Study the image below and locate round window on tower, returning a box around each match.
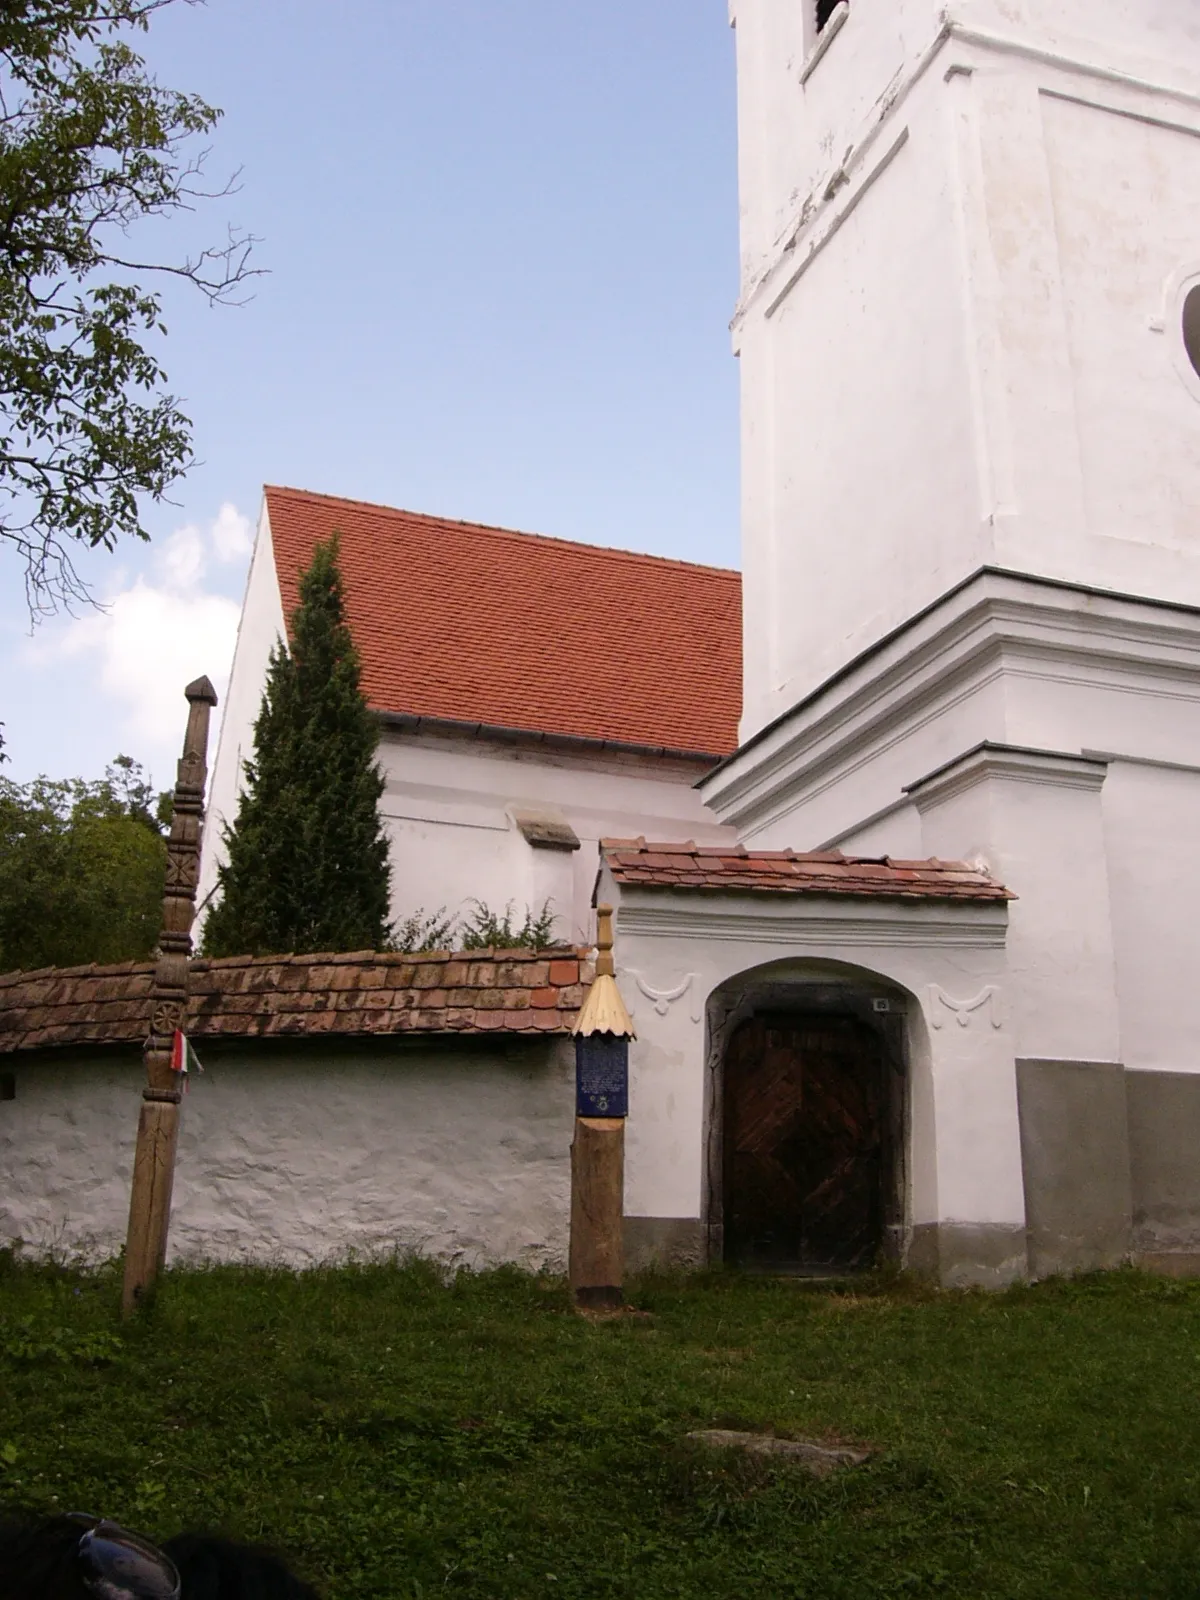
[1184,285,1200,382]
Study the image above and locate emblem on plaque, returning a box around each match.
[575,1032,629,1118]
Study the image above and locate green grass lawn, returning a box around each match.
[2,1259,1200,1598]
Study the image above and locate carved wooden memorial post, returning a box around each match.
[121,675,218,1315]
[569,904,635,1308]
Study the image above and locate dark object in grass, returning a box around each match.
[686,1430,871,1477]
[162,1533,320,1599]
[0,1511,319,1600]
[0,1509,178,1599]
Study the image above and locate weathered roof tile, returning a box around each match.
[602,841,1013,904]
[0,946,588,1054]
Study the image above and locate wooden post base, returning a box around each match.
[121,1095,182,1316]
[569,1116,624,1305]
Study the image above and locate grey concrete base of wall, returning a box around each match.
[1017,1059,1132,1279]
[907,1222,1028,1289]
[1014,1061,1200,1281]
[1132,1252,1200,1278]
[624,1217,707,1273]
[1127,1070,1200,1268]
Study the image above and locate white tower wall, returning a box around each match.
[710,0,1200,1279]
[732,0,1200,739]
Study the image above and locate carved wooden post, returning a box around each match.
[121,675,218,1315]
[570,904,635,1308]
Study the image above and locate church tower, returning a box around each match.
[726,0,1200,739]
[704,0,1200,1208]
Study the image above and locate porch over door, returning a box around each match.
[723,1013,886,1271]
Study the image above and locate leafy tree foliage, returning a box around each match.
[202,534,393,957]
[0,0,256,614]
[0,753,168,971]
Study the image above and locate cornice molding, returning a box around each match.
[950,21,1200,116]
[378,709,721,771]
[616,898,1008,951]
[905,744,1109,812]
[702,570,1200,832]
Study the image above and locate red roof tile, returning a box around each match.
[0,949,593,1054]
[265,486,742,758]
[602,841,1013,903]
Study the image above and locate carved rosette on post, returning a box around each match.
[121,675,218,1316]
[569,903,635,1309]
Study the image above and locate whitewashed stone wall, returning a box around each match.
[0,1041,574,1270]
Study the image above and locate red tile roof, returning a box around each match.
[0,949,593,1054]
[265,486,742,759]
[602,841,1013,903]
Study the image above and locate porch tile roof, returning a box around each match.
[601,840,1013,903]
[0,948,592,1055]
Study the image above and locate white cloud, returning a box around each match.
[211,502,254,564]
[36,504,253,766]
[60,581,240,745]
[156,523,208,591]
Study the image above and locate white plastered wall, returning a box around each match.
[0,1042,574,1270]
[732,0,1200,739]
[909,750,1121,1066]
[1101,760,1200,1077]
[379,736,732,948]
[603,870,1023,1285]
[703,574,1200,1087]
[197,499,286,920]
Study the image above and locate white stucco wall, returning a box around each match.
[910,750,1122,1067]
[704,570,1200,1088]
[1102,760,1200,1077]
[379,734,731,947]
[733,0,1200,738]
[604,871,1023,1273]
[197,500,286,921]
[0,1042,574,1270]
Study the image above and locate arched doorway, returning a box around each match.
[723,1012,887,1271]
[708,965,909,1273]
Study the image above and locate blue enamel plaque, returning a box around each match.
[575,1034,629,1118]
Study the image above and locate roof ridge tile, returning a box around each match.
[265,485,740,580]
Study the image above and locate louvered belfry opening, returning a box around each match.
[816,0,844,31]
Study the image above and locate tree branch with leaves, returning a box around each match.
[0,0,259,615]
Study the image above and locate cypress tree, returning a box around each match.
[203,534,392,956]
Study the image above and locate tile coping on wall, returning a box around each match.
[601,840,1013,902]
[0,948,594,1054]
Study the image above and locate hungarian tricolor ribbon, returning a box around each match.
[170,1030,204,1093]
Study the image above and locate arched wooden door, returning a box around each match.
[723,1013,887,1271]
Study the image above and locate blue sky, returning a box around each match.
[0,0,740,788]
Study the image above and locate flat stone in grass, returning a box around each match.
[686,1430,871,1477]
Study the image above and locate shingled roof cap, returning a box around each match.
[0,948,595,1055]
[601,840,1013,903]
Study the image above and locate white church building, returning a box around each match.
[5,0,1200,1287]
[202,0,1200,1287]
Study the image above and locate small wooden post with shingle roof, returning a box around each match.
[569,904,635,1308]
[121,675,217,1316]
